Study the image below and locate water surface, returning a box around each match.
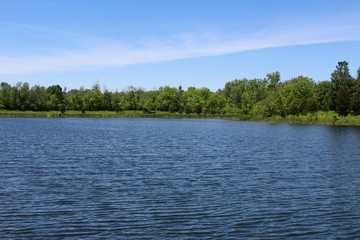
[1,118,360,239]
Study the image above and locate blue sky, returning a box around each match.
[1,0,360,91]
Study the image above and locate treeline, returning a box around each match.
[1,61,360,117]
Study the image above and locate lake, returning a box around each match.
[1,118,360,239]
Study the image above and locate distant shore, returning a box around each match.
[1,110,360,127]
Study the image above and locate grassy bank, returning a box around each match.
[0,110,226,119]
[1,110,360,126]
[249,111,360,126]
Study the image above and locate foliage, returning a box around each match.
[1,61,360,119]
[330,61,354,116]
[155,86,179,112]
[280,76,318,115]
[315,81,332,111]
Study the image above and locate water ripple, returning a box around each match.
[1,118,360,239]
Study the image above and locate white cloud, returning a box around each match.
[1,17,360,75]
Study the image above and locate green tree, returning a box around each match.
[17,82,31,110]
[223,79,246,109]
[224,77,268,114]
[84,89,103,111]
[177,85,184,114]
[142,90,158,113]
[315,81,332,112]
[241,79,267,114]
[103,90,113,110]
[155,86,179,112]
[126,86,144,110]
[351,67,360,115]
[0,82,12,109]
[267,71,281,91]
[183,87,204,114]
[264,91,285,117]
[264,72,284,117]
[10,85,21,110]
[46,85,65,111]
[28,85,48,111]
[206,92,226,114]
[111,91,127,113]
[281,76,317,115]
[66,88,86,111]
[331,61,354,116]
[198,87,211,114]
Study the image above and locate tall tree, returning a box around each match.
[331,61,354,116]
[281,76,317,115]
[17,82,30,110]
[103,90,113,110]
[142,90,158,113]
[223,79,246,109]
[183,87,204,114]
[206,91,226,114]
[111,91,127,113]
[0,82,12,109]
[267,71,281,91]
[264,72,284,116]
[315,81,332,112]
[47,85,65,111]
[28,85,48,111]
[66,89,85,111]
[351,67,360,114]
[126,86,144,110]
[155,86,179,112]
[84,89,103,111]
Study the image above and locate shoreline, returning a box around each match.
[1,110,360,127]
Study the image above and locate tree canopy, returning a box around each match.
[1,61,359,117]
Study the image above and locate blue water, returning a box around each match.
[1,118,360,239]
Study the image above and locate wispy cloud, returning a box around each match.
[1,16,360,75]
